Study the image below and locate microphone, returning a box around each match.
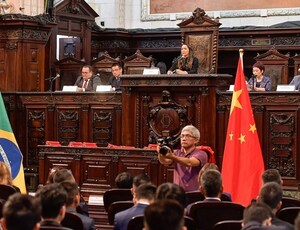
[48,74,60,92]
[52,73,60,81]
[251,74,256,91]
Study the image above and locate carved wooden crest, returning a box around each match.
[148,90,188,146]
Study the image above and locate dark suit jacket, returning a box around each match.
[272,216,294,230]
[114,203,148,230]
[108,76,122,91]
[40,220,72,230]
[289,75,300,90]
[67,208,96,230]
[74,75,101,92]
[242,221,286,230]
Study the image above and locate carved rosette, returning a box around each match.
[148,90,188,146]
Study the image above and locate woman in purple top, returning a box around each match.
[157,125,208,192]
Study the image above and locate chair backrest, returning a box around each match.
[276,207,300,225]
[0,184,18,200]
[213,220,242,230]
[108,201,134,225]
[103,188,133,211]
[188,201,244,230]
[127,215,144,230]
[40,227,69,230]
[184,216,197,230]
[61,212,84,230]
[280,197,300,209]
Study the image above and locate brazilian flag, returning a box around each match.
[0,93,26,193]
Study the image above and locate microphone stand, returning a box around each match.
[47,74,60,92]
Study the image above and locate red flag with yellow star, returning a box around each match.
[221,51,264,207]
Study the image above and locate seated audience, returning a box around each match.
[1,193,41,230]
[242,202,282,230]
[199,169,223,201]
[60,181,95,230]
[289,75,300,90]
[131,173,151,204]
[257,182,294,230]
[144,200,187,230]
[115,172,133,189]
[114,183,157,230]
[35,183,71,229]
[247,62,272,91]
[156,182,187,208]
[262,169,283,185]
[0,161,20,192]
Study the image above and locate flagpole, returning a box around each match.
[239,48,244,70]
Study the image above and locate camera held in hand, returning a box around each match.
[157,130,173,155]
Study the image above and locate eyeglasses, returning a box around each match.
[180,134,195,139]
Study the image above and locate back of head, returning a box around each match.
[262,169,282,185]
[60,181,79,207]
[115,172,133,189]
[136,183,157,201]
[156,182,187,207]
[200,169,222,198]
[3,193,41,230]
[198,163,219,186]
[243,202,272,225]
[258,182,282,211]
[0,161,13,185]
[35,183,67,219]
[144,200,185,230]
[53,168,75,183]
[132,173,151,188]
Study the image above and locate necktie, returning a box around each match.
[83,80,88,88]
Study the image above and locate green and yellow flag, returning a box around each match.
[0,92,26,193]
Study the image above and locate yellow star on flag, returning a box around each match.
[230,89,243,114]
[249,124,256,133]
[238,134,246,143]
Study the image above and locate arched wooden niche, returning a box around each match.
[122,50,152,74]
[177,8,221,74]
[254,47,289,90]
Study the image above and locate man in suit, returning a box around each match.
[74,65,101,92]
[289,75,300,90]
[114,183,157,230]
[200,169,223,201]
[257,182,294,230]
[35,183,71,229]
[109,63,122,91]
[60,181,95,230]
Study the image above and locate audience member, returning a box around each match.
[295,212,300,230]
[157,125,208,192]
[144,200,187,230]
[60,181,95,230]
[242,202,274,230]
[114,183,157,230]
[115,172,133,189]
[46,166,63,184]
[199,169,223,201]
[109,63,122,91]
[257,182,294,230]
[156,182,187,208]
[1,193,41,230]
[262,169,283,185]
[247,62,272,91]
[167,44,199,74]
[0,161,20,192]
[131,173,151,204]
[74,65,101,92]
[35,183,71,229]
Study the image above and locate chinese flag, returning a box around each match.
[221,52,264,207]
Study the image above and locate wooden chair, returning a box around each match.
[103,188,133,211]
[0,184,18,201]
[276,207,300,225]
[187,201,244,230]
[127,215,144,230]
[213,220,242,230]
[61,212,84,230]
[107,201,134,225]
[122,50,152,74]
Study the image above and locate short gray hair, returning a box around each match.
[181,125,200,142]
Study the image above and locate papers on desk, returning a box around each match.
[88,195,103,205]
[276,85,296,91]
[62,86,78,92]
